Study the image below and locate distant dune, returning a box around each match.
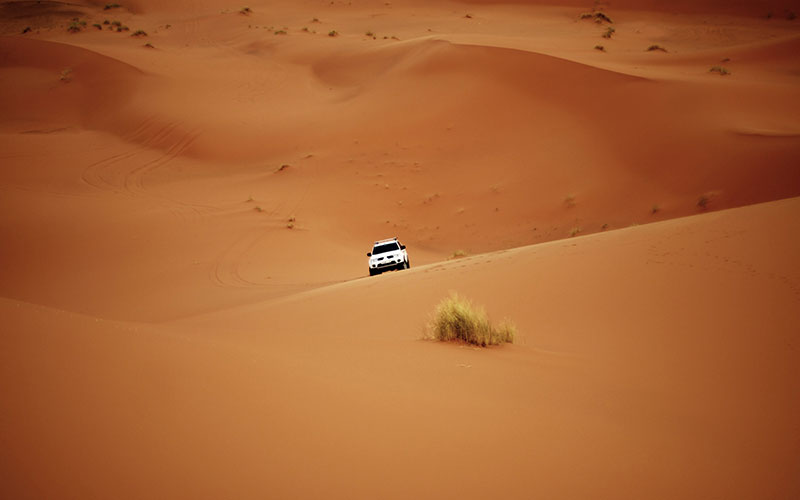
[1,0,799,498]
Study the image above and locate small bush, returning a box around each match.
[104,3,121,10]
[449,250,468,259]
[647,44,667,52]
[93,23,102,30]
[328,30,338,37]
[131,29,147,37]
[144,43,155,49]
[710,66,731,75]
[240,7,252,15]
[428,293,515,347]
[594,45,605,51]
[569,227,582,237]
[602,27,615,38]
[59,68,73,82]
[22,26,32,34]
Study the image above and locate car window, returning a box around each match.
[373,243,399,254]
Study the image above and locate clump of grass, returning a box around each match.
[697,193,713,210]
[449,249,468,259]
[365,30,375,37]
[328,30,338,37]
[240,7,252,15]
[594,45,605,51]
[602,26,616,38]
[22,26,32,34]
[104,3,121,10]
[647,44,667,52]
[651,204,660,214]
[276,164,290,172]
[67,19,86,33]
[564,194,576,208]
[427,293,515,347]
[59,68,73,82]
[93,23,102,30]
[117,25,130,32]
[144,42,155,49]
[311,17,321,23]
[710,66,731,75]
[253,206,264,212]
[131,29,147,37]
[580,11,613,23]
[465,13,473,19]
[274,29,287,35]
[569,227,582,237]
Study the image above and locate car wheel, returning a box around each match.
[369,269,377,276]
[406,259,410,269]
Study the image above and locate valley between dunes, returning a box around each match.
[1,1,799,498]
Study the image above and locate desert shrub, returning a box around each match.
[131,29,147,37]
[647,44,667,52]
[328,30,338,37]
[93,23,102,30]
[569,227,582,237]
[240,7,252,15]
[602,27,615,38]
[449,250,468,259]
[429,293,515,347]
[274,29,287,35]
[594,45,605,51]
[104,3,121,10]
[710,66,730,75]
[580,11,613,23]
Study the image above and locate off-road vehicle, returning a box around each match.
[367,237,410,276]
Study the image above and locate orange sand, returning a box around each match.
[1,1,799,498]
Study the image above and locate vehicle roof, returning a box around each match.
[373,237,400,246]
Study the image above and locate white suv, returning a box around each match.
[367,237,410,276]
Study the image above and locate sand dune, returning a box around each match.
[1,0,799,498]
[3,197,799,499]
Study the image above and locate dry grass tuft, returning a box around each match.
[427,293,515,347]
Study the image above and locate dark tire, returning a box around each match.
[369,269,377,276]
[405,259,410,269]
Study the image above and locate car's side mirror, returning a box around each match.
[400,245,406,249]
[367,252,372,257]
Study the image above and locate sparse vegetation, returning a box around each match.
[311,17,320,23]
[22,26,32,34]
[274,29,287,35]
[240,7,252,15]
[117,25,129,32]
[93,23,103,30]
[580,11,613,23]
[602,26,616,38]
[564,194,576,208]
[276,164,290,172]
[647,44,667,52]
[594,45,605,51]
[449,250,468,259]
[59,68,73,82]
[67,19,87,33]
[131,29,147,37]
[328,30,338,37]
[710,66,731,75]
[104,3,121,10]
[254,206,264,212]
[144,43,155,49]
[601,223,609,230]
[366,30,375,37]
[569,227,582,237]
[651,204,660,214]
[427,293,515,347]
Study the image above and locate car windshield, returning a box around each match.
[373,242,399,254]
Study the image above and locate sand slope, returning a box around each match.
[3,197,799,499]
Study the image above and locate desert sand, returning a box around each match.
[1,0,799,498]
